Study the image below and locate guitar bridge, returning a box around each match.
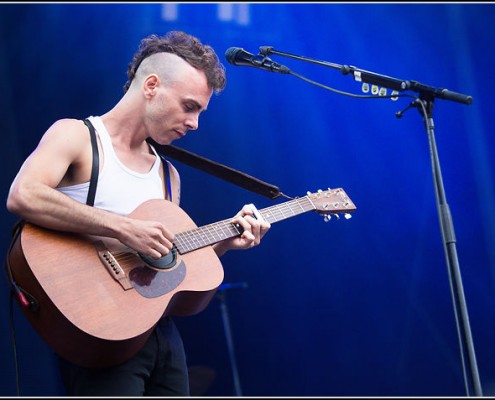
[94,241,133,290]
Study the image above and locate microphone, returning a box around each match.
[225,47,290,74]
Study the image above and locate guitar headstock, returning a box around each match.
[306,188,356,222]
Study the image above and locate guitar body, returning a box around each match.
[8,199,224,368]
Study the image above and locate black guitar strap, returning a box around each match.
[147,139,282,200]
[83,119,99,207]
[3,120,102,309]
[82,118,174,204]
[83,118,282,203]
[3,120,100,309]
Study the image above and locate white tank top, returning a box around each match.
[57,116,165,216]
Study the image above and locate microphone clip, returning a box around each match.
[258,46,274,56]
[256,54,291,74]
[395,99,422,119]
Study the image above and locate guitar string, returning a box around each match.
[106,193,350,260]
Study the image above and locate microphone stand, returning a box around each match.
[259,47,481,396]
[215,282,248,396]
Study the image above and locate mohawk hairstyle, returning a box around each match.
[124,31,226,94]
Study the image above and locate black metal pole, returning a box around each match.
[216,283,247,396]
[411,98,483,396]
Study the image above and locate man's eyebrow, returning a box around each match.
[187,99,207,112]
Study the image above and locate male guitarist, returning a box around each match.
[6,31,271,396]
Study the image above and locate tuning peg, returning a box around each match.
[344,213,352,220]
[323,215,331,223]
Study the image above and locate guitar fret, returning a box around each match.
[173,235,187,252]
[261,197,313,224]
[182,229,208,251]
[175,220,241,254]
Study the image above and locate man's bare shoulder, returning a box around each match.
[32,118,94,165]
[39,118,92,148]
[45,118,88,137]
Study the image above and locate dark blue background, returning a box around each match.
[1,2,494,397]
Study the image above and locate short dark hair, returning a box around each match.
[124,31,226,94]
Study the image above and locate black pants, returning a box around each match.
[58,317,190,396]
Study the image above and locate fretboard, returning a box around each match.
[173,196,315,254]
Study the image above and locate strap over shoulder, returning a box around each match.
[147,140,282,200]
[83,119,99,207]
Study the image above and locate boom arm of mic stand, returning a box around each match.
[260,46,343,71]
[260,47,473,105]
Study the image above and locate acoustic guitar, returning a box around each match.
[7,188,355,368]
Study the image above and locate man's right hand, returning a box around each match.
[117,218,175,260]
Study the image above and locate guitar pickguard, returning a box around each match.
[128,259,186,298]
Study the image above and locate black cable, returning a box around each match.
[9,290,20,396]
[288,69,418,102]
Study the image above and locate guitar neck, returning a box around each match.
[174,196,315,254]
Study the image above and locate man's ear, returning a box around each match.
[143,74,159,98]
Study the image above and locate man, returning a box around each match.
[6,30,271,396]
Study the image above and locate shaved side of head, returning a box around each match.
[130,52,192,92]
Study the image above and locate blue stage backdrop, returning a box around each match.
[1,3,494,397]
